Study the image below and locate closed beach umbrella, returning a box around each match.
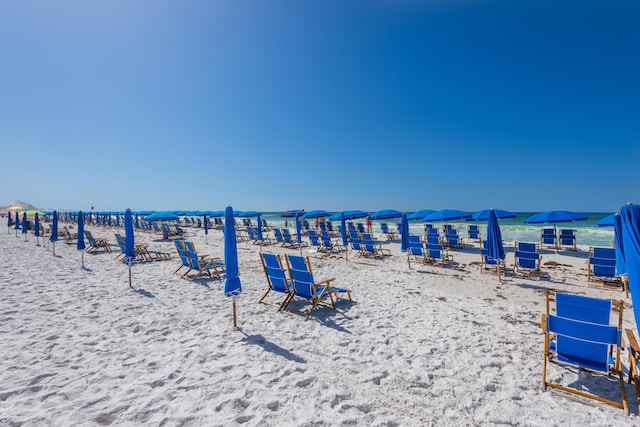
[400,212,409,252]
[224,206,242,329]
[295,214,303,255]
[77,211,86,268]
[486,209,506,281]
[613,213,625,276]
[50,211,58,255]
[340,212,348,260]
[619,203,640,330]
[256,212,263,245]
[204,214,209,244]
[134,214,140,229]
[14,211,20,236]
[34,213,40,245]
[124,208,135,288]
[21,213,28,240]
[116,213,120,227]
[7,211,12,232]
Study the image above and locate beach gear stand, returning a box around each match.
[224,206,242,329]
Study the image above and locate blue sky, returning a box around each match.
[1,1,638,213]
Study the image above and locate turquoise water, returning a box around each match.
[257,212,615,248]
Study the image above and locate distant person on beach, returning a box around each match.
[367,217,372,233]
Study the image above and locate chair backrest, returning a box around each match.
[515,242,539,268]
[260,253,289,293]
[380,223,389,233]
[548,292,619,372]
[481,241,499,265]
[427,243,444,259]
[247,227,256,239]
[590,247,616,277]
[541,228,556,244]
[282,228,293,243]
[308,229,320,247]
[273,228,284,243]
[84,230,96,245]
[356,223,365,233]
[174,240,190,267]
[326,222,334,232]
[468,224,480,239]
[426,235,441,246]
[592,247,615,260]
[408,235,424,255]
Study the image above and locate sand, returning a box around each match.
[0,224,637,426]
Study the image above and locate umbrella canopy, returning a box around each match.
[301,210,331,219]
[6,206,27,212]
[596,214,616,228]
[21,213,28,235]
[34,213,40,237]
[282,210,305,217]
[329,210,369,221]
[407,210,435,221]
[370,209,403,220]
[145,211,180,221]
[206,210,225,218]
[235,211,258,218]
[400,213,409,252]
[224,206,242,297]
[24,209,45,216]
[524,210,588,224]
[77,211,86,250]
[613,213,625,276]
[50,211,58,242]
[620,203,640,330]
[423,209,471,222]
[471,209,516,221]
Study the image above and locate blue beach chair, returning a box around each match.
[259,253,294,310]
[467,224,481,242]
[542,290,627,413]
[559,228,577,250]
[587,246,621,287]
[540,227,557,249]
[513,241,542,280]
[407,235,428,267]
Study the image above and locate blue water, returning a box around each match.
[257,212,615,247]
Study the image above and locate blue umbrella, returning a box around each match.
[224,206,242,329]
[34,213,40,245]
[619,203,640,330]
[596,214,615,228]
[14,211,20,236]
[340,212,348,260]
[524,210,588,224]
[407,209,435,221]
[423,209,472,222]
[125,208,135,288]
[256,212,263,244]
[204,214,209,244]
[486,209,506,281]
[329,210,369,221]
[282,210,305,217]
[301,210,332,219]
[116,213,120,227]
[471,209,516,221]
[613,213,625,276]
[21,213,28,240]
[400,212,409,252]
[135,214,140,229]
[77,210,86,268]
[145,211,180,221]
[370,209,403,220]
[7,211,12,232]
[236,211,258,218]
[50,211,58,255]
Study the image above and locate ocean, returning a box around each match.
[256,212,615,248]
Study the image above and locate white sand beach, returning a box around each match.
[1,224,638,426]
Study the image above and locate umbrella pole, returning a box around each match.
[52,242,56,256]
[232,299,237,329]
[128,261,133,288]
[81,252,85,269]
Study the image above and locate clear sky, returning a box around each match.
[1,1,638,213]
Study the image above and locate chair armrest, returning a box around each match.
[626,329,640,353]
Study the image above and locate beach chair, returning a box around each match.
[513,241,542,280]
[586,246,621,288]
[173,240,192,277]
[407,235,428,266]
[540,227,557,249]
[283,255,351,319]
[273,228,285,246]
[183,240,225,281]
[541,290,627,413]
[259,253,294,310]
[320,230,343,253]
[282,228,302,248]
[307,229,324,252]
[63,227,78,245]
[326,221,336,235]
[84,230,112,253]
[287,254,352,302]
[625,329,640,412]
[426,235,452,266]
[380,223,398,240]
[362,233,391,258]
[349,231,365,257]
[467,224,481,242]
[558,228,577,250]
[444,228,463,249]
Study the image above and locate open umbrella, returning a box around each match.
[597,214,616,228]
[282,210,305,218]
[125,209,135,288]
[21,213,28,241]
[145,211,180,221]
[486,209,506,281]
[407,210,435,221]
[301,210,331,219]
[34,213,40,246]
[224,206,242,329]
[77,211,86,268]
[340,212,348,261]
[370,209,403,220]
[51,211,58,255]
[400,212,409,252]
[471,209,516,221]
[620,203,640,331]
[423,209,472,222]
[6,206,27,212]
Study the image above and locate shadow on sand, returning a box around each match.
[241,333,306,364]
